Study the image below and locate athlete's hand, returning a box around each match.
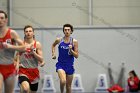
[13,59,19,69]
[68,45,73,54]
[2,42,12,49]
[19,63,24,67]
[39,61,45,67]
[69,45,72,49]
[30,44,36,53]
[32,48,36,53]
[52,54,56,59]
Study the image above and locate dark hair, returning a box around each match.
[0,10,8,18]
[63,24,73,34]
[24,25,34,32]
[129,70,137,77]
[24,25,35,39]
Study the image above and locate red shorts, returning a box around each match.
[19,68,39,83]
[0,63,16,80]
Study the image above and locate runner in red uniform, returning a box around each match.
[0,10,25,93]
[18,25,45,93]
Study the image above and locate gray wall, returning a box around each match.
[1,0,140,92]
[1,0,140,27]
[0,0,7,11]
[15,27,140,92]
[92,0,140,25]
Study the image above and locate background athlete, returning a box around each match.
[0,10,25,93]
[52,24,79,93]
[18,25,45,93]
